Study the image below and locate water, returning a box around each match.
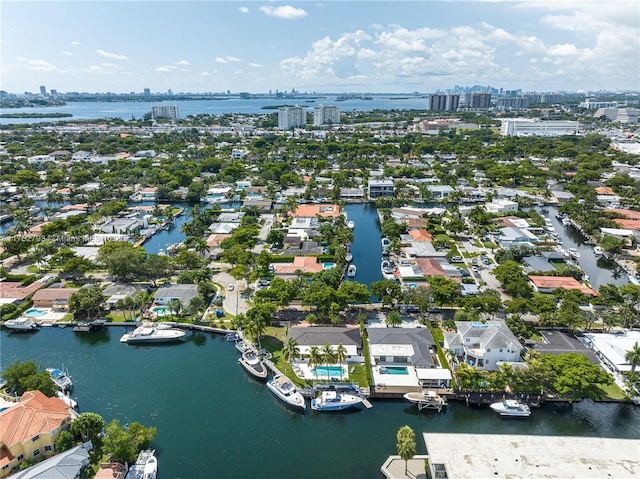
[25,308,47,318]
[540,206,628,289]
[345,203,383,289]
[0,96,430,125]
[2,328,639,479]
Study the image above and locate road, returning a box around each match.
[251,214,275,255]
[210,269,250,316]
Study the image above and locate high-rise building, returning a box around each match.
[428,94,460,111]
[143,88,151,96]
[496,97,530,110]
[469,93,492,108]
[313,105,341,126]
[278,106,306,129]
[151,105,179,120]
[39,85,47,96]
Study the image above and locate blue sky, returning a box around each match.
[2,1,638,94]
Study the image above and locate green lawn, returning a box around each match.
[598,382,627,400]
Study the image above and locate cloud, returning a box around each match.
[156,65,178,72]
[260,5,308,19]
[239,6,249,13]
[215,56,242,64]
[71,41,80,46]
[63,51,73,57]
[249,63,264,68]
[177,60,190,65]
[18,57,60,72]
[96,49,128,60]
[201,72,211,76]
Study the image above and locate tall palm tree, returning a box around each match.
[308,345,322,382]
[335,343,347,380]
[625,342,640,372]
[322,344,336,379]
[283,338,300,364]
[166,299,182,321]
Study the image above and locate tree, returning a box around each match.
[69,285,105,320]
[371,279,402,305]
[427,276,460,306]
[103,419,157,464]
[141,254,172,287]
[308,345,322,381]
[385,310,402,328]
[70,412,105,443]
[54,431,74,452]
[283,338,300,364]
[322,343,336,370]
[625,342,640,372]
[335,343,347,380]
[1,360,56,397]
[167,299,182,319]
[396,425,416,475]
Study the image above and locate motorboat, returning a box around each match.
[47,367,73,391]
[238,350,268,380]
[490,399,531,417]
[3,317,39,331]
[594,246,604,256]
[568,248,581,259]
[224,332,239,342]
[266,374,306,411]
[403,390,447,411]
[347,221,355,229]
[562,217,571,226]
[120,325,185,344]
[345,253,353,263]
[381,237,390,252]
[381,260,395,280]
[311,390,363,411]
[125,449,157,479]
[347,264,357,277]
[235,338,253,354]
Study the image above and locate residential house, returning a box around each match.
[103,283,150,310]
[427,185,455,200]
[484,198,519,214]
[443,321,524,371]
[0,281,44,306]
[528,276,598,297]
[8,444,91,479]
[153,284,199,307]
[368,179,395,198]
[0,390,75,477]
[31,285,79,311]
[582,331,640,374]
[293,204,340,219]
[286,326,362,360]
[272,256,324,275]
[497,226,539,247]
[367,327,451,392]
[339,187,365,201]
[100,218,142,235]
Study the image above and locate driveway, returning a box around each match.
[251,214,275,255]
[211,270,250,316]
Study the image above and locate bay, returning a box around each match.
[2,328,639,479]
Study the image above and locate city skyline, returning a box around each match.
[2,0,638,94]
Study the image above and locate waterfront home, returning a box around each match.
[522,255,557,274]
[484,198,519,214]
[582,331,640,374]
[103,283,150,310]
[368,178,395,198]
[272,256,324,276]
[426,184,455,199]
[0,281,44,306]
[497,226,540,247]
[528,276,598,297]
[443,321,524,371]
[339,187,365,201]
[100,217,143,235]
[600,227,636,247]
[32,285,80,311]
[367,327,451,394]
[153,283,198,307]
[293,203,340,219]
[0,390,76,477]
[8,444,91,479]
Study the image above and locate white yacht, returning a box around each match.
[3,317,39,331]
[345,253,353,263]
[347,221,355,229]
[125,449,157,479]
[381,237,391,252]
[403,390,447,412]
[490,399,531,417]
[120,325,185,344]
[266,374,306,411]
[568,248,581,259]
[381,260,395,280]
[311,390,363,411]
[347,264,357,277]
[47,368,73,391]
[594,246,604,256]
[238,350,268,380]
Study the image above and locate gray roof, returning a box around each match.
[286,326,362,347]
[103,283,150,297]
[153,283,199,303]
[455,321,523,352]
[367,327,435,367]
[10,444,90,479]
[541,251,567,261]
[522,255,556,273]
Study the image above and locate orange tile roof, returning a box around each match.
[613,219,640,230]
[0,391,71,446]
[528,275,598,296]
[0,281,44,301]
[293,204,340,218]
[408,229,433,242]
[414,258,446,277]
[595,186,616,195]
[607,208,640,220]
[274,256,324,274]
[32,287,80,302]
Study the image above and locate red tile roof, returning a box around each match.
[0,281,44,301]
[528,275,598,296]
[293,204,340,218]
[274,256,324,274]
[408,230,433,242]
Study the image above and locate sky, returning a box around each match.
[1,0,639,94]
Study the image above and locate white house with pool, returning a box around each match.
[152,284,199,316]
[367,327,451,397]
[285,326,362,381]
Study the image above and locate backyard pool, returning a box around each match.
[313,366,346,378]
[380,366,409,375]
[151,305,171,317]
[25,308,48,318]
[321,262,336,270]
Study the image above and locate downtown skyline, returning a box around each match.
[1,0,639,95]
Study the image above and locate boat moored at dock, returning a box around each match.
[311,390,363,411]
[3,317,39,331]
[403,390,447,412]
[266,374,306,411]
[47,367,73,391]
[238,350,268,380]
[125,449,157,479]
[120,324,186,344]
[347,264,357,277]
[490,399,531,417]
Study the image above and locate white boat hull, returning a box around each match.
[238,352,268,380]
[490,400,531,417]
[3,318,39,331]
[120,326,186,344]
[311,391,363,411]
[266,375,306,411]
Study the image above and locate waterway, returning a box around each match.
[344,203,383,288]
[539,206,628,289]
[2,328,639,479]
[0,96,430,125]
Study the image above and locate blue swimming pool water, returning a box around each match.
[25,308,47,318]
[322,262,336,270]
[152,306,171,316]
[313,366,345,377]
[381,366,408,375]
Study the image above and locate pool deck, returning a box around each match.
[381,455,427,479]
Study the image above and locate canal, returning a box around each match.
[344,203,384,289]
[2,328,639,479]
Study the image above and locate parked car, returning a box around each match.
[227,284,234,291]
[451,256,463,262]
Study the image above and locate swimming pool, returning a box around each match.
[322,262,336,270]
[151,305,171,316]
[25,308,47,318]
[380,366,408,375]
[313,366,345,377]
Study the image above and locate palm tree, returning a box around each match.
[335,343,347,380]
[625,342,640,372]
[322,344,336,379]
[308,345,322,382]
[167,299,182,320]
[283,338,300,364]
